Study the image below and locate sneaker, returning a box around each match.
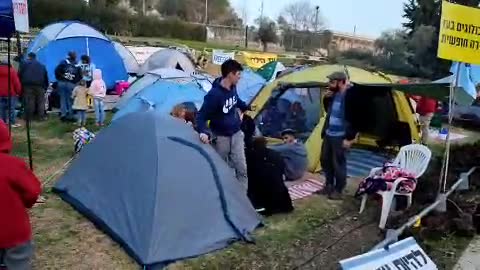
[255,208,266,213]
[315,186,333,196]
[11,123,21,128]
[95,123,100,127]
[328,192,343,201]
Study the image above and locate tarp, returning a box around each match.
[256,61,286,82]
[138,49,196,75]
[27,21,137,89]
[0,0,15,38]
[53,112,261,268]
[114,68,213,111]
[113,80,206,121]
[236,68,267,104]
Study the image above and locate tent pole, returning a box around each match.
[7,37,12,135]
[17,31,34,171]
[437,62,461,195]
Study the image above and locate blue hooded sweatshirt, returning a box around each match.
[196,78,250,137]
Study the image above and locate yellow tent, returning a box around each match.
[247,65,421,172]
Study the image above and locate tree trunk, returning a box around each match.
[262,42,268,52]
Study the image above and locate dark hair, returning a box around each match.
[27,52,36,59]
[221,59,243,78]
[81,55,90,63]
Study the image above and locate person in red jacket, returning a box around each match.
[0,120,41,269]
[411,95,438,144]
[0,63,22,127]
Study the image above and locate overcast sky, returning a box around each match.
[229,0,407,38]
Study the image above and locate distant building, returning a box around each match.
[331,31,376,52]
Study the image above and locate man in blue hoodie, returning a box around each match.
[197,59,250,189]
[54,51,82,121]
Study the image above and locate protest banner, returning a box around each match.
[212,50,235,65]
[437,1,480,65]
[12,0,29,33]
[126,46,164,64]
[340,237,437,270]
[243,52,277,69]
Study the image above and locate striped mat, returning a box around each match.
[347,148,390,178]
[288,179,324,200]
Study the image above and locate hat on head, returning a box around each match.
[327,71,347,81]
[281,128,296,137]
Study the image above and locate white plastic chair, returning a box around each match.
[359,144,432,229]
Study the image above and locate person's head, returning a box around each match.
[78,80,87,87]
[327,71,349,92]
[253,136,268,150]
[0,120,12,154]
[81,55,90,64]
[281,129,297,144]
[68,51,77,62]
[93,69,102,80]
[171,104,186,120]
[27,52,36,61]
[221,59,243,86]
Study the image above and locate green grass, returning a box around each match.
[8,113,478,269]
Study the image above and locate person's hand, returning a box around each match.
[343,139,354,149]
[325,90,334,97]
[199,133,210,144]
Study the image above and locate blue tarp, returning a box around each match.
[53,112,261,268]
[236,68,266,104]
[113,80,206,121]
[27,21,132,89]
[0,0,14,38]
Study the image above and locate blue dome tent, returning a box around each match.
[0,0,15,38]
[27,21,138,89]
[236,68,267,104]
[113,80,207,121]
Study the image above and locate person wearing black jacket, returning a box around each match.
[19,53,49,121]
[320,71,359,200]
[54,52,82,121]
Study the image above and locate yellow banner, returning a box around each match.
[243,52,277,69]
[438,1,480,64]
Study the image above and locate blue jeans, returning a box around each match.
[94,98,105,124]
[58,81,75,118]
[75,110,87,125]
[0,97,17,124]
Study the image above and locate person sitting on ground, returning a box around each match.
[88,69,107,127]
[19,52,49,121]
[269,129,308,181]
[0,120,42,270]
[241,115,293,215]
[72,80,89,127]
[0,61,22,128]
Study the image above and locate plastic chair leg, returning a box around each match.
[359,194,368,214]
[406,194,413,209]
[379,193,394,229]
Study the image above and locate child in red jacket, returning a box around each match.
[0,120,41,269]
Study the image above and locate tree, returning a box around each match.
[255,17,278,52]
[280,0,323,31]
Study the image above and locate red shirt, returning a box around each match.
[416,97,438,115]
[0,120,41,248]
[0,65,22,97]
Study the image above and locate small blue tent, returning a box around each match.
[53,112,261,268]
[113,80,206,121]
[0,0,15,38]
[27,21,138,89]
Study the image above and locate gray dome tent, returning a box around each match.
[138,49,196,75]
[53,112,261,268]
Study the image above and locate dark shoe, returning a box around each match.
[315,185,333,196]
[328,192,343,201]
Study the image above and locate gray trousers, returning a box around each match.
[320,136,347,193]
[0,241,33,270]
[23,85,46,120]
[213,131,248,189]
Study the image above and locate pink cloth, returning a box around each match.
[88,69,106,99]
[115,81,130,96]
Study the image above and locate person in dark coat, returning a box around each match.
[19,52,49,120]
[242,115,294,215]
[54,51,82,121]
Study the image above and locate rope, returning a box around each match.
[41,156,75,188]
[291,218,374,270]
